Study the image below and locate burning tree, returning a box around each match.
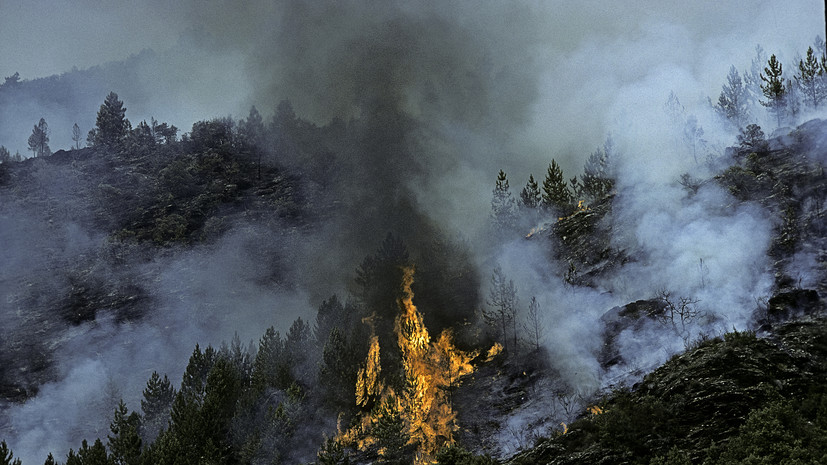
[338,267,480,464]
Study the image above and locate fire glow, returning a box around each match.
[338,266,482,464]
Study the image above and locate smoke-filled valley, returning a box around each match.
[1,1,827,464]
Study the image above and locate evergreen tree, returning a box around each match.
[140,371,175,441]
[580,138,615,201]
[27,118,51,157]
[737,124,769,154]
[490,169,517,231]
[760,54,787,128]
[241,105,266,179]
[715,66,750,128]
[251,326,289,391]
[744,44,768,110]
[797,46,826,109]
[0,441,21,465]
[314,295,346,345]
[72,123,82,149]
[44,453,56,465]
[519,174,542,209]
[0,146,10,163]
[77,439,109,465]
[319,327,361,409]
[91,92,129,151]
[199,356,243,463]
[542,160,572,213]
[285,317,313,384]
[108,400,142,465]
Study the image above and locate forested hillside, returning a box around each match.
[1,2,826,465]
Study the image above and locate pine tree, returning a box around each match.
[580,138,615,201]
[542,160,572,213]
[797,46,826,109]
[761,54,787,128]
[72,123,82,149]
[519,174,542,209]
[744,44,768,110]
[92,92,129,151]
[27,118,51,157]
[490,170,517,231]
[140,371,175,443]
[241,105,266,179]
[76,439,109,465]
[108,400,142,465]
[715,66,750,128]
[251,326,287,391]
[737,124,769,154]
[0,441,21,465]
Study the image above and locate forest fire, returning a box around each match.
[557,200,590,221]
[337,266,481,464]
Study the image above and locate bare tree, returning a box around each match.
[484,265,519,356]
[72,123,82,149]
[522,296,545,352]
[656,290,701,334]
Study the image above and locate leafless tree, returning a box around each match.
[522,296,545,352]
[656,290,701,333]
[485,265,519,356]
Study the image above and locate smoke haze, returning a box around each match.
[0,0,823,462]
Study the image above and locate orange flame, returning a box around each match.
[355,335,382,408]
[337,266,483,464]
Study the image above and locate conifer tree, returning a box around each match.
[715,66,750,128]
[91,92,129,151]
[490,170,517,230]
[140,372,175,443]
[761,54,787,128]
[108,400,142,465]
[0,441,21,465]
[27,118,50,157]
[542,160,572,213]
[797,46,825,109]
[519,174,542,209]
[252,326,287,391]
[72,123,82,149]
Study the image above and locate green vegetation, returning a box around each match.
[508,319,827,465]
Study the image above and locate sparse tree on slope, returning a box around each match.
[90,92,130,151]
[27,118,50,157]
[797,46,826,109]
[542,160,572,213]
[72,122,82,149]
[484,266,518,356]
[520,174,542,209]
[761,54,787,128]
[581,137,615,201]
[490,169,517,231]
[715,66,750,129]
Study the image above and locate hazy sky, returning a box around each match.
[0,1,819,80]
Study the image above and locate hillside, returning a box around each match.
[0,93,825,465]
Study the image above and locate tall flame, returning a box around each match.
[338,266,481,464]
[356,335,382,407]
